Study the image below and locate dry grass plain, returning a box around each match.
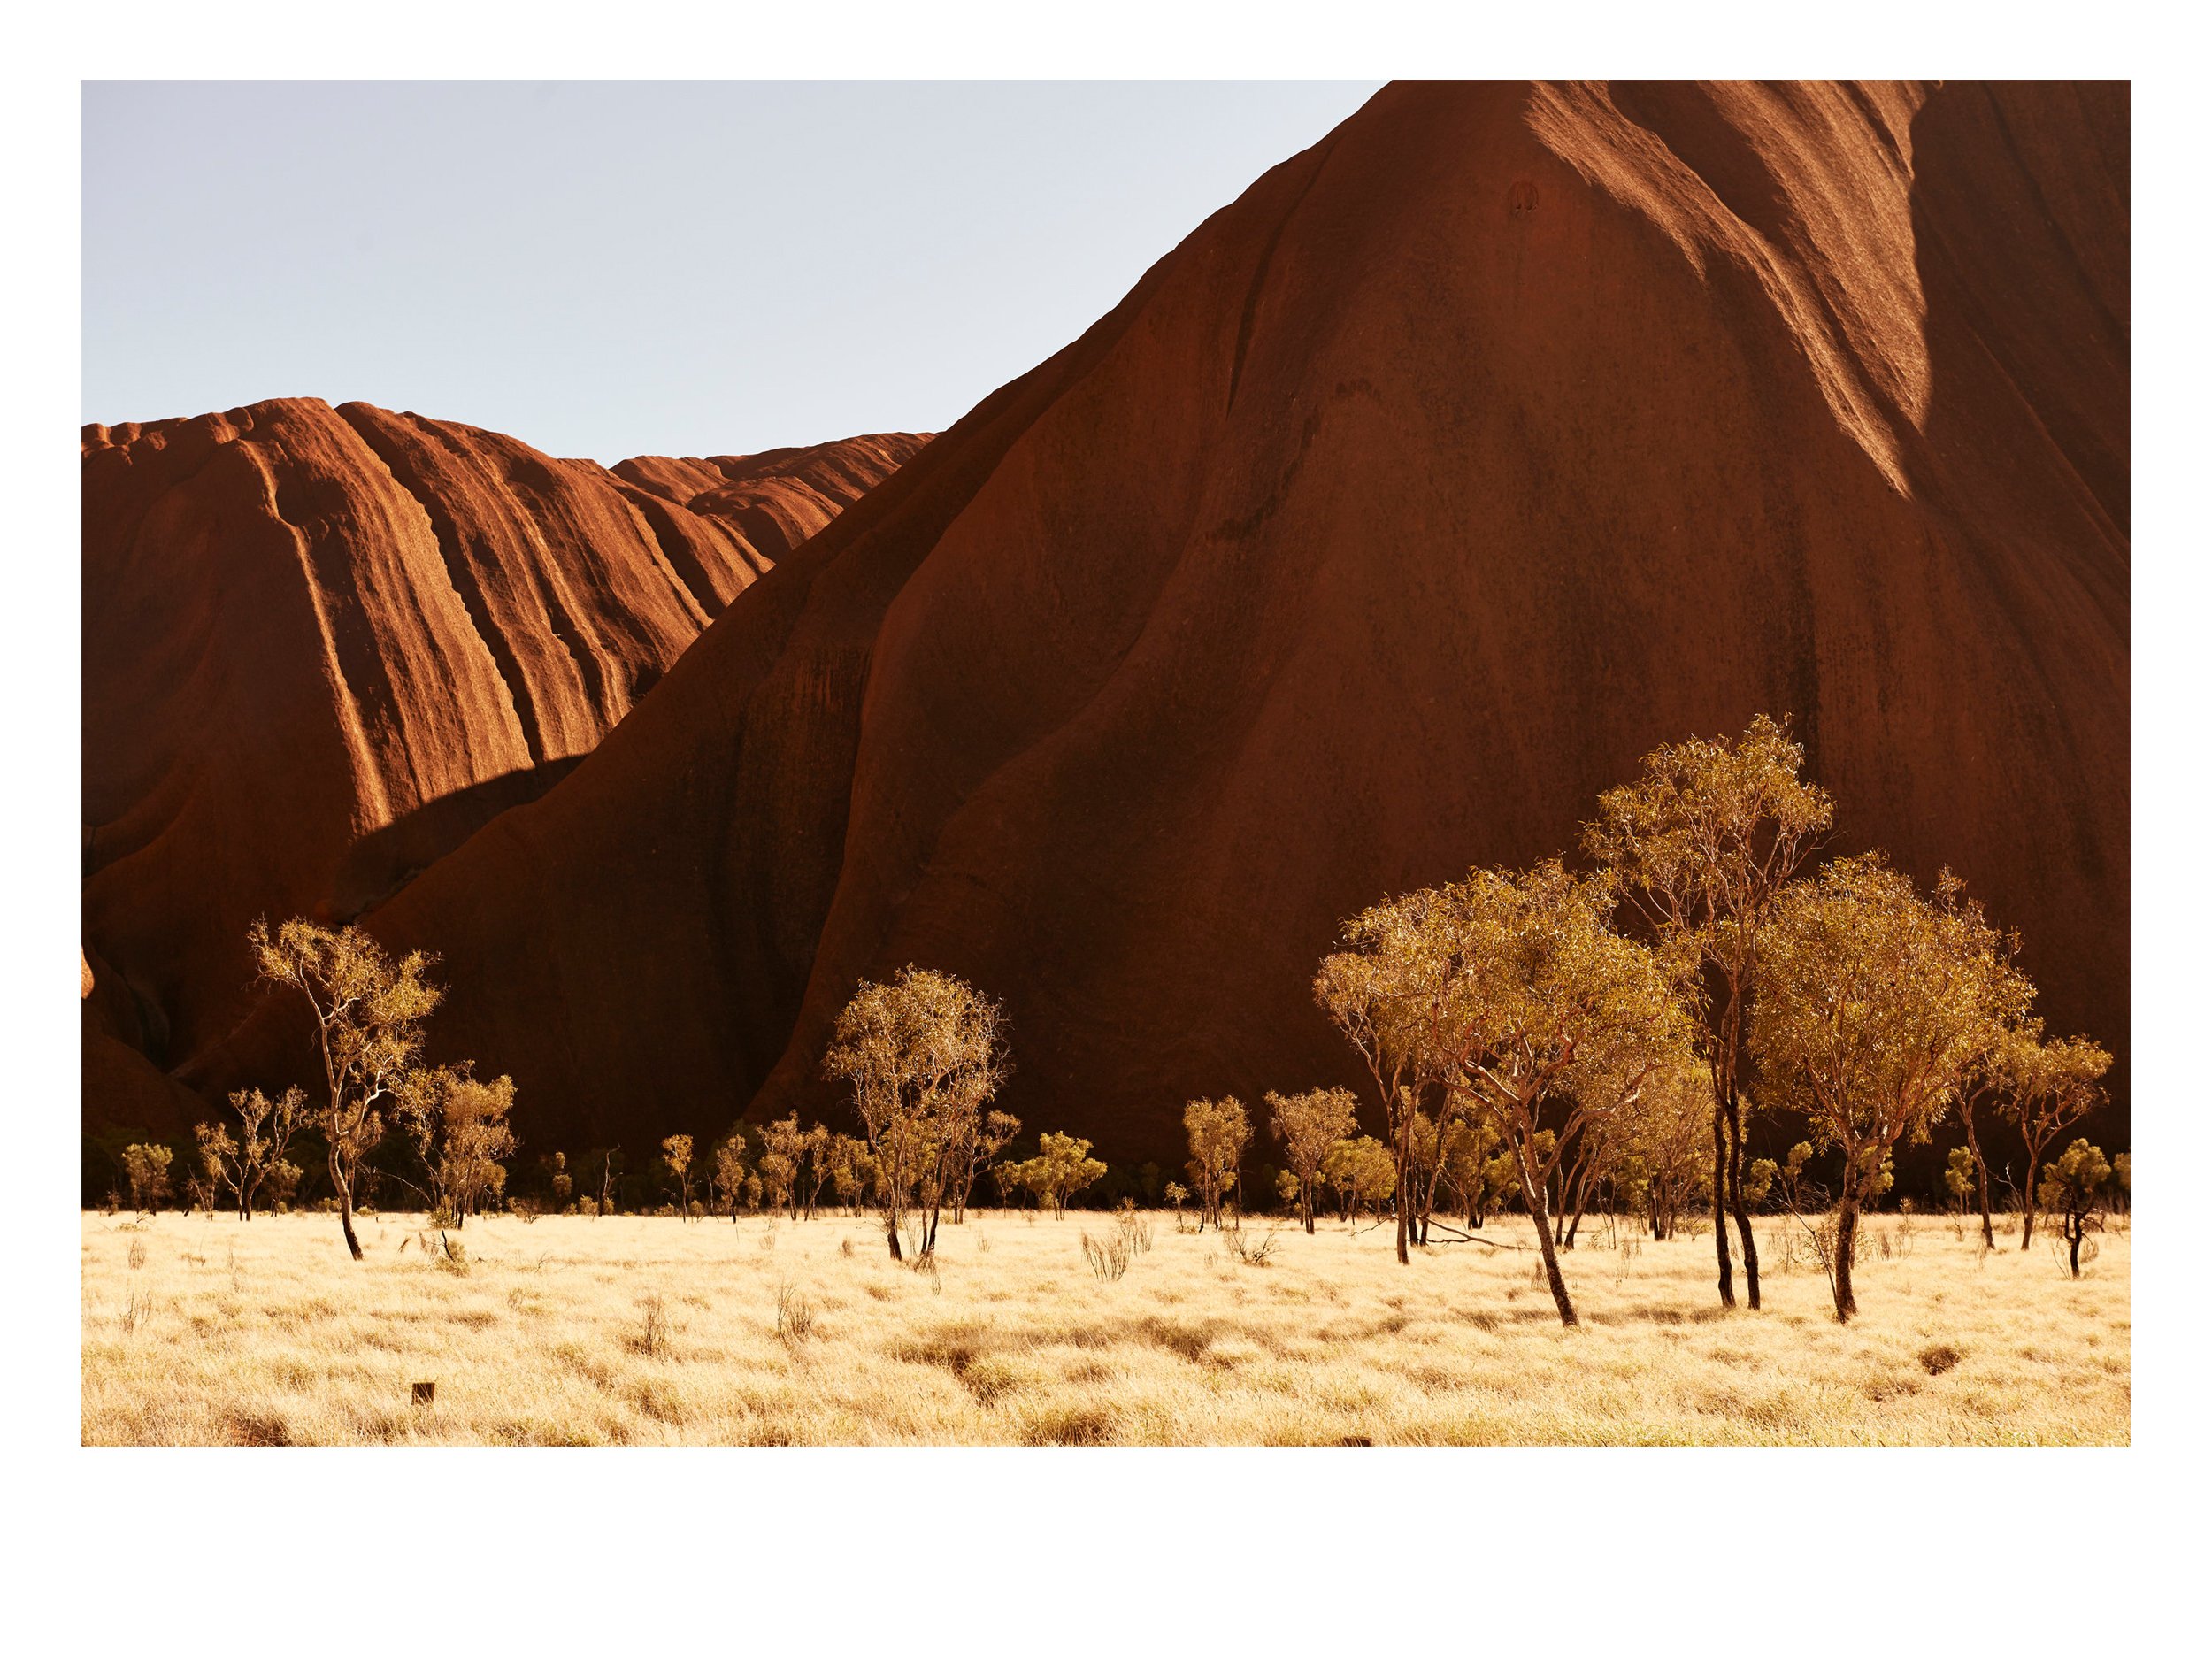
[81,1205,2129,1445]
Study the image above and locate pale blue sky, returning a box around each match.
[82,81,1385,461]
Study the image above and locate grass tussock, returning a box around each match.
[81,1209,2129,1446]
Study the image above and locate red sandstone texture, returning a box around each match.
[81,404,920,1133]
[98,81,2127,1170]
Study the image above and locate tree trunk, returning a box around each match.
[1963,1118,1996,1248]
[1725,1093,1761,1310]
[333,1148,364,1262]
[2020,1152,2042,1248]
[2067,1217,2083,1277]
[1831,1194,1859,1323]
[1710,1102,1734,1306]
[1518,1148,1577,1327]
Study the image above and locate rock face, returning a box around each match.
[81,403,922,1132]
[263,79,2120,1167]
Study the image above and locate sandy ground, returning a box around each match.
[81,1204,2129,1445]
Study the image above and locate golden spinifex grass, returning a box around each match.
[81,1208,2128,1445]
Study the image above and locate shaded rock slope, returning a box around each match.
[131,81,2128,1169]
[81,404,922,1133]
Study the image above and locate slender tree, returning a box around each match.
[799,1124,836,1219]
[758,1115,810,1218]
[2008,1032,2113,1249]
[825,1133,874,1218]
[197,1086,306,1221]
[1621,1062,1710,1240]
[1422,862,1686,1326]
[587,1147,623,1217]
[1584,715,1832,1310]
[1316,887,1466,1264]
[948,1110,1022,1225]
[1437,1114,1503,1229]
[1948,1036,2013,1248]
[1943,1148,1978,1233]
[1181,1097,1250,1231]
[2038,1140,2113,1278]
[250,918,443,1260]
[1750,856,2022,1321]
[1265,1088,1359,1233]
[1939,926,2038,1249]
[710,1132,750,1220]
[188,1131,225,1217]
[662,1134,695,1219]
[1321,1135,1396,1224]
[121,1143,173,1214]
[399,1064,518,1225]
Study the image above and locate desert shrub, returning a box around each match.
[1221,1222,1279,1267]
[634,1293,670,1356]
[1919,1343,1963,1376]
[1080,1230,1132,1281]
[776,1283,818,1345]
[1116,1203,1154,1256]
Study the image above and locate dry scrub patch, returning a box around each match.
[81,1210,2128,1445]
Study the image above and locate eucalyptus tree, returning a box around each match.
[1266,1088,1360,1233]
[401,1065,518,1225]
[1182,1097,1251,1231]
[823,966,1010,1260]
[2008,1032,2113,1248]
[197,1084,305,1220]
[1315,887,1466,1263]
[250,918,443,1260]
[1751,856,2021,1321]
[1583,714,1832,1310]
[1416,861,1686,1326]
[2038,1140,2113,1279]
